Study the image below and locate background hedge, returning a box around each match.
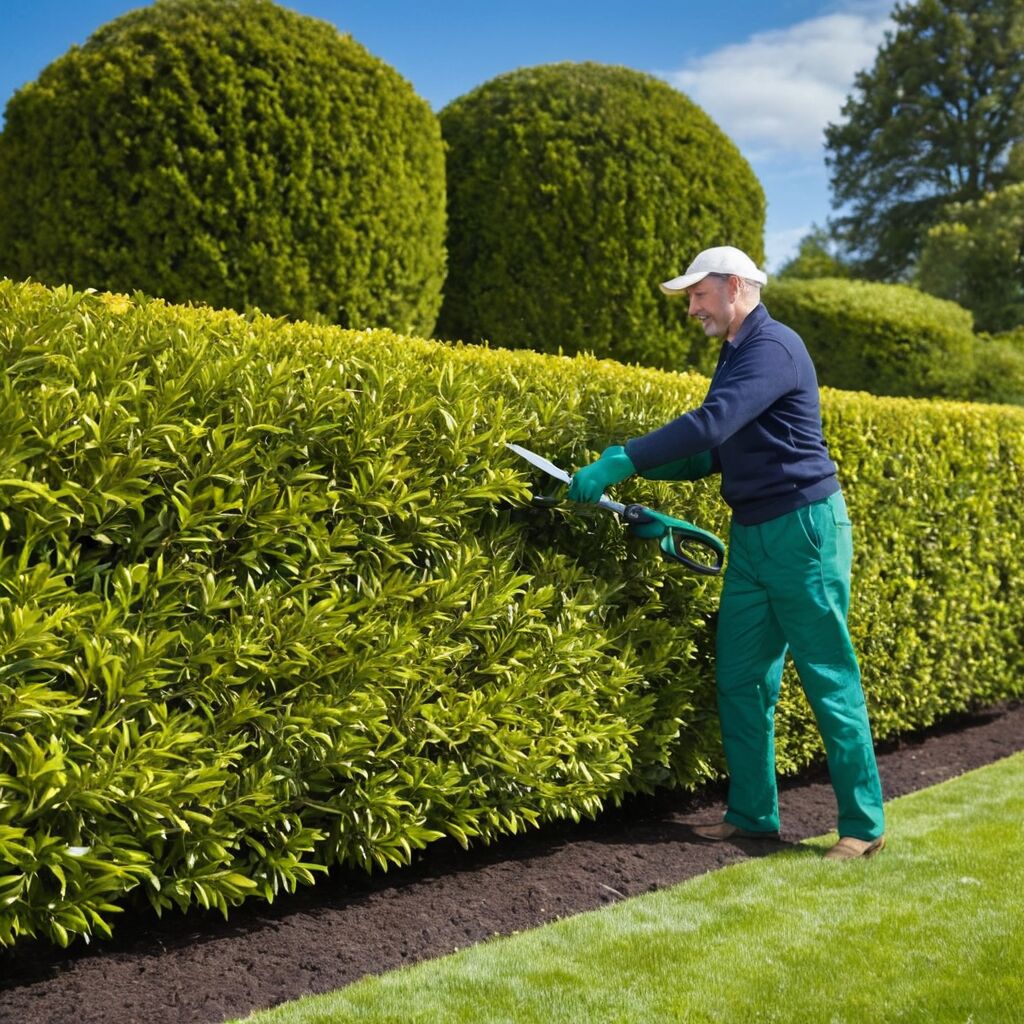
[1,279,1022,948]
[0,0,447,335]
[970,331,1024,407]
[917,182,1024,335]
[436,62,765,373]
[762,277,977,399]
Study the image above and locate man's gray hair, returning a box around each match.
[707,272,762,296]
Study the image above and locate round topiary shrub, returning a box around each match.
[436,62,765,371]
[763,278,976,399]
[0,0,446,334]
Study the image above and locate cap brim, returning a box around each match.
[659,271,709,295]
[660,268,768,295]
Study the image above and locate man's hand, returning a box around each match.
[568,445,636,503]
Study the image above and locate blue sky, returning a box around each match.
[1,0,896,271]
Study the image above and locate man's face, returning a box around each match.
[686,275,734,338]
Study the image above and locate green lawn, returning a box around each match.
[233,752,1024,1024]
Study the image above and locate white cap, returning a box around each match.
[660,245,768,295]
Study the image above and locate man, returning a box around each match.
[569,245,885,860]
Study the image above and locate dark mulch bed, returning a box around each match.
[2,701,1022,1024]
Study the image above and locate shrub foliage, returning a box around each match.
[1,280,1022,948]
[917,182,1024,334]
[0,0,446,335]
[764,277,976,399]
[970,331,1024,406]
[436,62,765,371]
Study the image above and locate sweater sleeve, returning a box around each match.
[625,339,798,472]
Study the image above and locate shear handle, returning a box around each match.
[623,504,725,576]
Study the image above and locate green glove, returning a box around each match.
[639,451,715,482]
[568,445,636,503]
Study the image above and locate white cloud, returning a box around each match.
[664,9,893,160]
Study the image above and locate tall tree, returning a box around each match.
[825,0,1024,280]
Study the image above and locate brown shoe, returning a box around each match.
[692,821,781,841]
[824,835,886,860]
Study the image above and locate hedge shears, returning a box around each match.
[506,443,725,576]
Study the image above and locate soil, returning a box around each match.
[1,701,1022,1024]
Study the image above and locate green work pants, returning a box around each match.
[716,491,885,840]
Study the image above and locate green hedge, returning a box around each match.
[0,0,447,335]
[970,333,1024,406]
[2,280,1022,948]
[916,182,1024,334]
[763,278,976,399]
[436,62,765,372]
[989,326,1024,354]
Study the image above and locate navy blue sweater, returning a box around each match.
[625,304,839,526]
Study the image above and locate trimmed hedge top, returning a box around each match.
[0,0,447,335]
[436,62,766,372]
[763,277,976,399]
